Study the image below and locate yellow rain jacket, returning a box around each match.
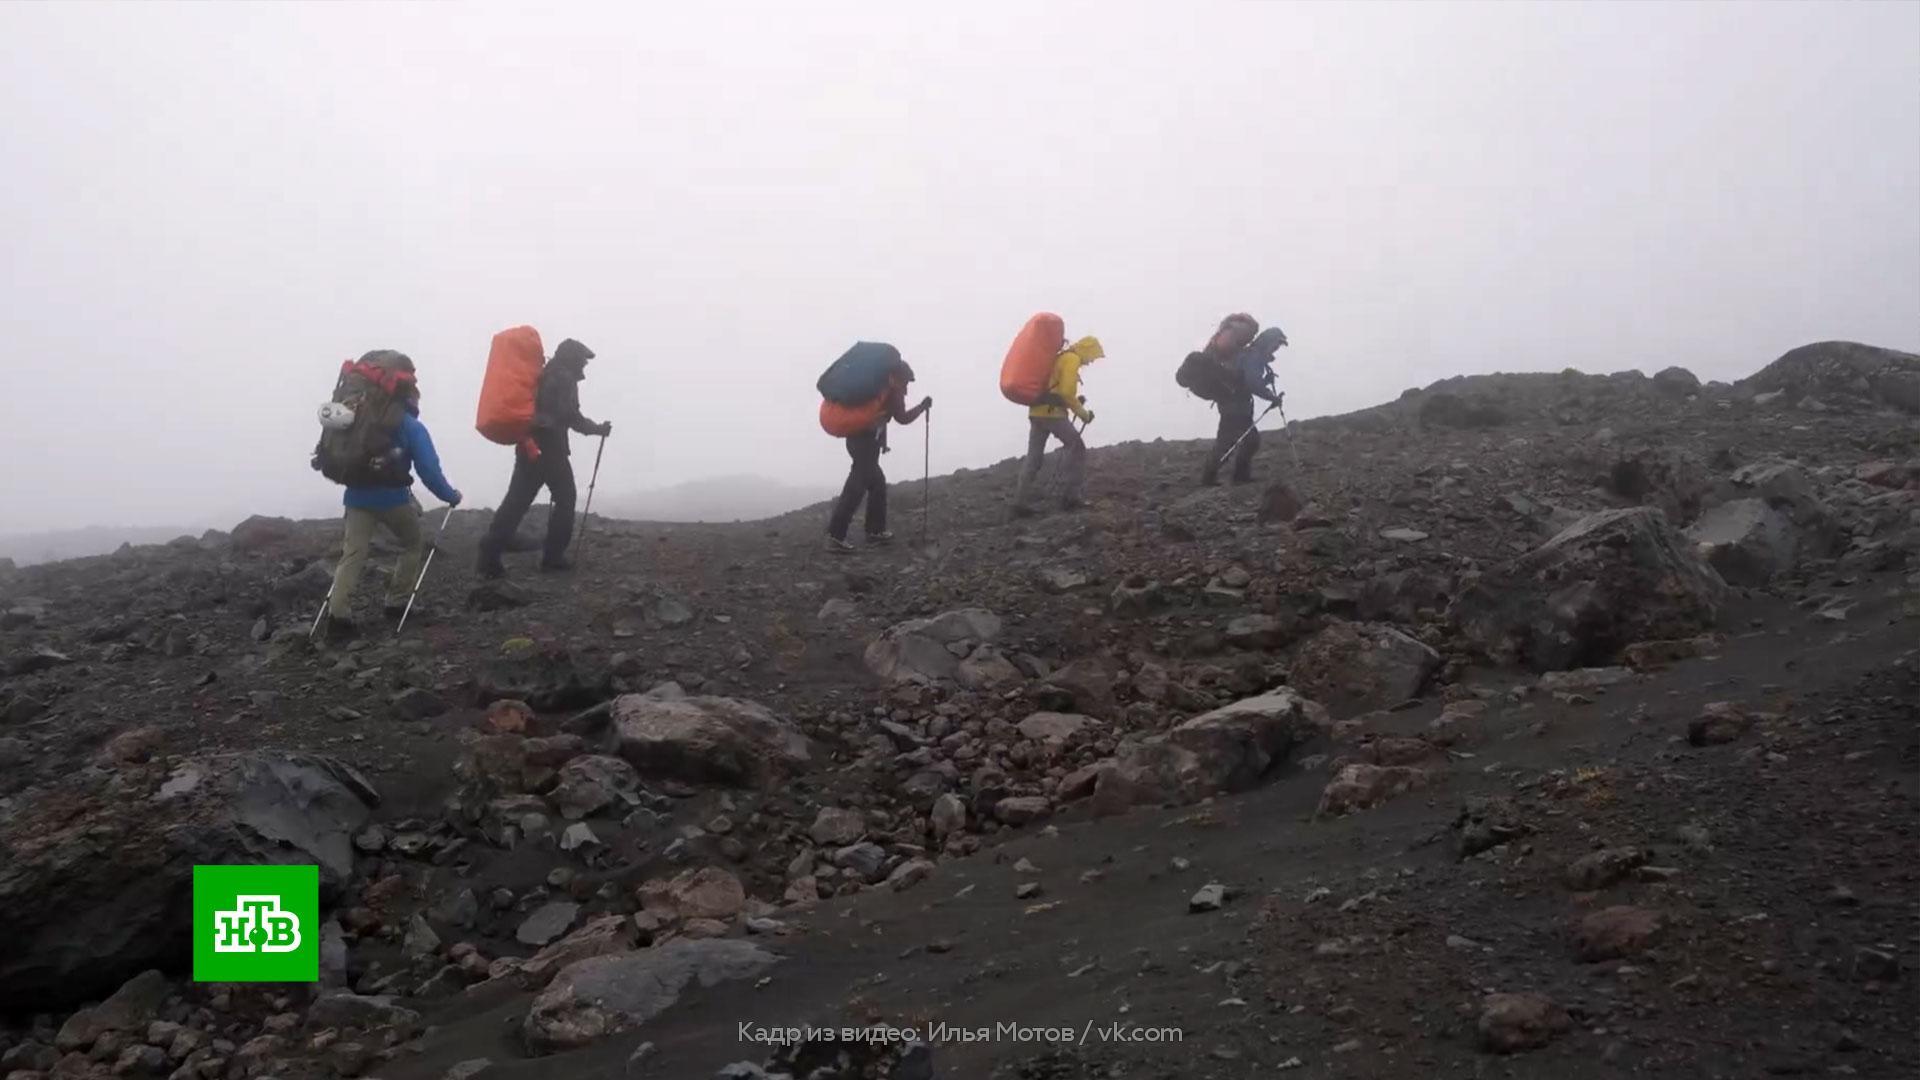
[1030,336,1103,421]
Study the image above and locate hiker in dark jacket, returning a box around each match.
[1192,314,1261,486]
[326,374,462,640]
[477,338,611,576]
[827,363,931,553]
[1205,324,1287,486]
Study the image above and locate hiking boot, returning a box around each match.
[1009,503,1038,520]
[824,535,857,555]
[322,615,358,645]
[866,531,894,547]
[539,557,575,573]
[383,602,409,622]
[476,551,507,579]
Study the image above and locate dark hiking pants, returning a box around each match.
[1205,397,1260,483]
[828,429,887,541]
[1013,416,1087,509]
[482,447,578,566]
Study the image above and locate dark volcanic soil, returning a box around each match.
[1,344,1916,1080]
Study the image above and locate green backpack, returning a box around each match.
[311,350,417,488]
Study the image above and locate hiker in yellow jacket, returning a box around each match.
[1012,335,1103,516]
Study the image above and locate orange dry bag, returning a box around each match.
[999,312,1066,406]
[820,395,888,438]
[476,326,545,445]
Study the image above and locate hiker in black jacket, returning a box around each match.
[477,338,611,576]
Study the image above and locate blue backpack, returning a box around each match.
[1234,327,1288,400]
[817,342,904,405]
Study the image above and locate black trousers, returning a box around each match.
[828,429,887,540]
[483,447,578,564]
[1205,397,1261,483]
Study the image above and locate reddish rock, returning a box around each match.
[1316,763,1431,817]
[1688,702,1757,746]
[638,867,747,923]
[1573,905,1663,962]
[1477,992,1571,1053]
[485,699,533,735]
[1563,847,1648,891]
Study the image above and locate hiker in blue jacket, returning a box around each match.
[1204,325,1287,486]
[325,388,462,640]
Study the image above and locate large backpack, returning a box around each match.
[1175,352,1237,402]
[1234,326,1287,400]
[819,355,913,437]
[1000,313,1067,406]
[817,342,903,406]
[312,350,416,488]
[476,326,546,446]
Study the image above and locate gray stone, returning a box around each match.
[1225,614,1288,650]
[1451,507,1726,672]
[929,794,967,841]
[320,920,350,988]
[1016,712,1096,745]
[1688,498,1797,585]
[1288,621,1439,718]
[808,807,866,846]
[431,889,479,929]
[864,609,1002,683]
[614,695,810,789]
[816,598,859,623]
[1090,690,1329,808]
[1035,566,1093,593]
[306,991,421,1031]
[956,648,1023,691]
[524,941,780,1053]
[832,843,889,882]
[517,902,582,947]
[55,969,171,1050]
[993,796,1052,826]
[404,913,442,959]
[549,755,645,821]
[1188,883,1228,913]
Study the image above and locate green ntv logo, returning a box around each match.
[193,865,319,983]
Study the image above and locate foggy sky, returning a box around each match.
[3,2,1916,533]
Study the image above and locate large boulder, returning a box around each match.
[1686,498,1797,586]
[863,609,1002,684]
[475,641,613,712]
[1727,461,1829,526]
[1450,507,1727,671]
[613,695,810,788]
[524,940,780,1053]
[228,515,300,554]
[0,753,376,1010]
[1287,621,1440,718]
[1742,341,1920,414]
[1081,690,1328,809]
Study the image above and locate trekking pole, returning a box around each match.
[919,411,931,545]
[574,433,608,551]
[307,589,333,640]
[1276,401,1304,475]
[1216,402,1278,472]
[395,505,456,635]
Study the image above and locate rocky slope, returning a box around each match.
[0,342,1915,1080]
